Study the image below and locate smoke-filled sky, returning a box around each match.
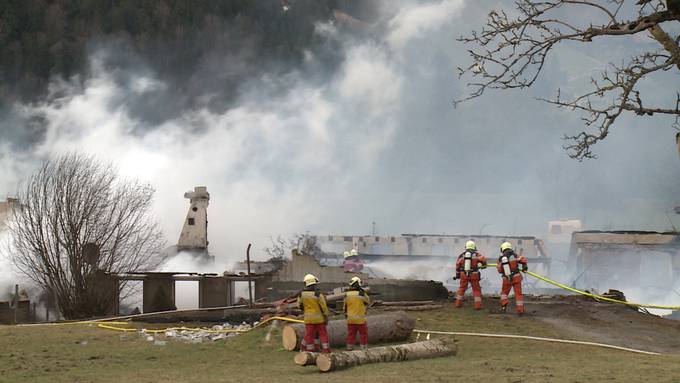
[1,0,679,269]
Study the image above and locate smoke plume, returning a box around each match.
[0,1,679,305]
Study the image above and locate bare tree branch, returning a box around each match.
[457,0,680,159]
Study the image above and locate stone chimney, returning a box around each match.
[177,186,210,250]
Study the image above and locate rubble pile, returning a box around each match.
[140,322,256,343]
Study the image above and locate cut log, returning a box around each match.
[281,311,415,351]
[381,304,443,311]
[294,352,319,366]
[316,338,457,372]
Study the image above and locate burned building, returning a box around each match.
[315,233,551,288]
[254,249,449,302]
[569,231,680,293]
[316,233,548,262]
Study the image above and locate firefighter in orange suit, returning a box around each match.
[297,274,331,353]
[454,240,487,310]
[496,242,528,314]
[344,276,370,350]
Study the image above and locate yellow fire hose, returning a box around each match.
[487,263,680,310]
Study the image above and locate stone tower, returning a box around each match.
[177,187,211,259]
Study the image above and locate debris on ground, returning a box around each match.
[600,289,626,301]
[138,322,255,343]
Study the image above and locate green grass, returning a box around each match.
[1,306,680,383]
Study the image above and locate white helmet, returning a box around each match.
[303,274,319,286]
[465,240,476,250]
[350,276,362,287]
[343,251,351,258]
[350,249,359,257]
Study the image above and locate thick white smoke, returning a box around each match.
[0,0,678,309]
[0,1,469,269]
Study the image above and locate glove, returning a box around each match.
[523,265,528,272]
[480,264,487,269]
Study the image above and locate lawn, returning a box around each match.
[1,306,680,383]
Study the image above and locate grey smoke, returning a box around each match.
[0,0,678,275]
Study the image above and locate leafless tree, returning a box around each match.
[263,233,323,260]
[263,235,289,260]
[457,0,680,160]
[6,153,165,319]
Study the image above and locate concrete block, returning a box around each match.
[143,275,176,313]
[198,277,234,308]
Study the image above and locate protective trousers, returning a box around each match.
[500,273,524,313]
[302,323,330,353]
[346,323,368,350]
[455,272,482,310]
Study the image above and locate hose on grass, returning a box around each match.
[413,329,661,356]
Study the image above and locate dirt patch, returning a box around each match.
[524,295,680,354]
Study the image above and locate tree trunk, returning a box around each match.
[281,311,415,351]
[649,25,680,69]
[294,352,319,366]
[315,338,457,372]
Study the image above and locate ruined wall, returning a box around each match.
[255,279,448,301]
[273,252,368,284]
[570,231,680,291]
[258,252,448,301]
[143,275,176,313]
[0,300,31,324]
[198,277,235,308]
[367,279,448,301]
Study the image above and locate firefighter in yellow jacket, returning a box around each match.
[343,276,371,350]
[296,274,331,353]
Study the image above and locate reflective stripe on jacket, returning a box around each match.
[297,289,330,324]
[343,289,370,325]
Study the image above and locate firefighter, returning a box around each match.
[297,274,331,353]
[453,240,487,310]
[343,276,370,350]
[496,241,528,314]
